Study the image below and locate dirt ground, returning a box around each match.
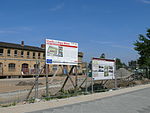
[1,75,150,105]
[1,75,150,93]
[0,75,87,93]
[0,75,90,104]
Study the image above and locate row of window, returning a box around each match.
[0,63,58,72]
[0,49,45,59]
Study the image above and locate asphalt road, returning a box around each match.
[28,87,150,113]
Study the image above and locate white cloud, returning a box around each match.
[0,30,19,34]
[0,26,33,34]
[49,3,64,11]
[90,40,132,49]
[90,40,113,44]
[140,0,150,4]
[111,44,132,49]
[19,27,32,31]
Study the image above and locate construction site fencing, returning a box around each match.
[0,58,150,106]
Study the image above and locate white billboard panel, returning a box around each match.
[46,39,78,65]
[92,58,115,80]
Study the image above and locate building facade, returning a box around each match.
[0,41,83,78]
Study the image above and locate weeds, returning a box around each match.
[26,98,35,103]
[0,102,16,107]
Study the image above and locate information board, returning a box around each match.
[46,39,78,65]
[92,58,115,80]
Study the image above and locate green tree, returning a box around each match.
[100,53,105,59]
[115,58,127,69]
[134,29,150,78]
[115,58,123,69]
[128,60,137,70]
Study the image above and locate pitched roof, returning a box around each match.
[0,41,44,52]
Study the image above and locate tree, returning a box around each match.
[115,58,128,69]
[134,29,150,78]
[100,53,105,59]
[115,58,123,69]
[128,60,137,70]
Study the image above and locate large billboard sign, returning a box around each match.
[46,39,78,65]
[92,58,115,80]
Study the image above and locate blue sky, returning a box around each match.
[0,0,150,63]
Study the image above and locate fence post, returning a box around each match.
[91,60,94,93]
[75,65,78,90]
[114,58,117,89]
[35,60,39,99]
[85,63,88,93]
[46,64,49,97]
[36,60,40,98]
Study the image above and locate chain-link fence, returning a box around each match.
[0,58,150,106]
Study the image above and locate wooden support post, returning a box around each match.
[26,62,43,100]
[79,76,87,89]
[91,77,94,93]
[114,58,117,89]
[46,64,49,97]
[85,63,88,93]
[60,76,69,92]
[102,80,108,86]
[75,66,78,89]
[49,65,59,84]
[68,74,75,88]
[59,65,75,92]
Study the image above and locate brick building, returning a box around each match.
[0,41,83,78]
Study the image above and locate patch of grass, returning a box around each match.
[12,102,16,106]
[44,97,51,101]
[26,98,35,103]
[0,102,16,107]
[42,89,86,101]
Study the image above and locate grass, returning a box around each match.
[0,102,16,107]
[42,89,86,101]
[26,98,35,103]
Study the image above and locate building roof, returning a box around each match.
[0,41,44,52]
[0,41,83,57]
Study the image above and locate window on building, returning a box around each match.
[38,53,40,59]
[43,53,45,59]
[33,52,35,59]
[21,51,24,57]
[8,63,16,71]
[53,65,57,71]
[7,49,11,56]
[27,51,30,58]
[0,49,4,56]
[14,50,18,56]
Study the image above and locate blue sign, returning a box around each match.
[63,68,68,75]
[47,59,52,64]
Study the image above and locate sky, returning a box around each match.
[0,0,150,63]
